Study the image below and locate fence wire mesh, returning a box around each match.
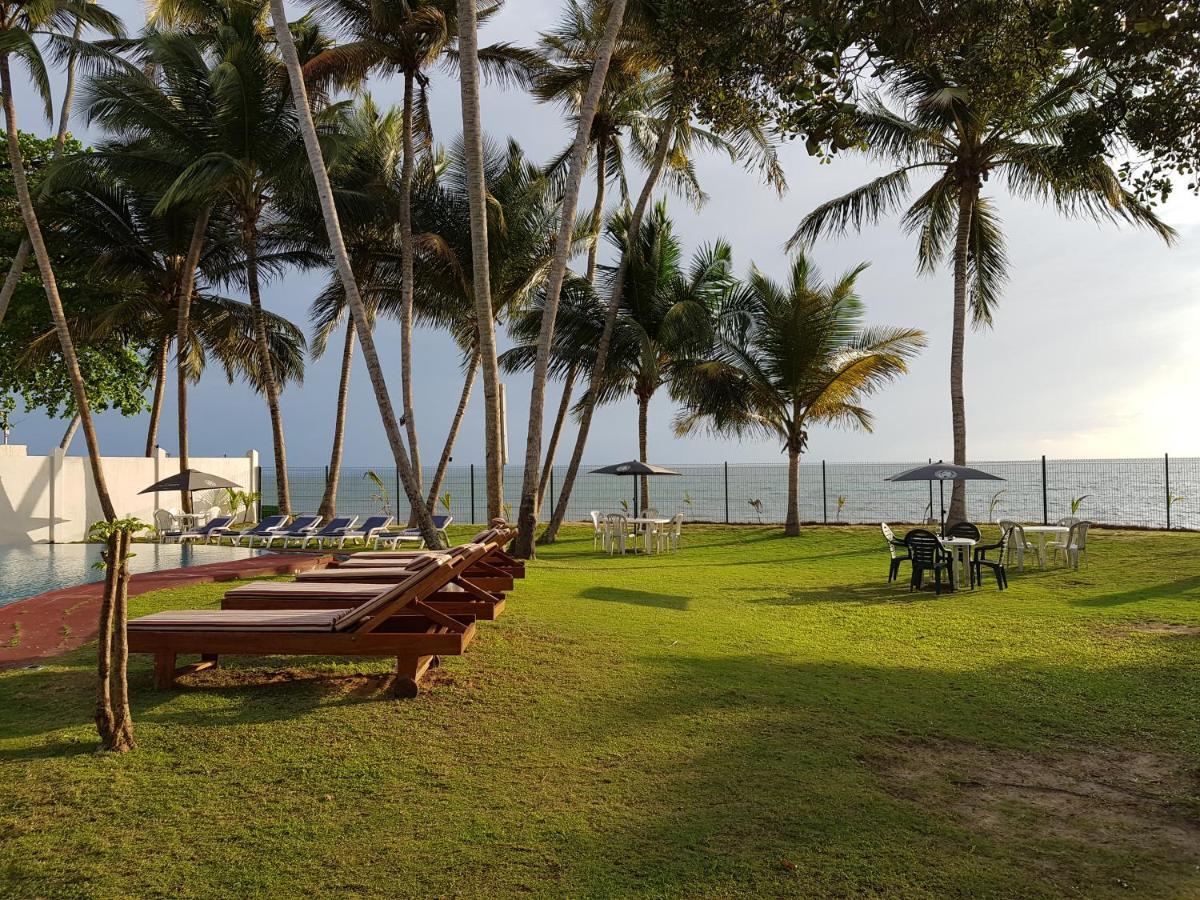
[259,456,1199,530]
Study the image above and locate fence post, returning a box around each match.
[822,460,828,524]
[549,466,555,522]
[395,467,401,520]
[927,458,933,523]
[470,464,476,524]
[1165,452,1171,530]
[1041,455,1049,524]
[723,462,729,524]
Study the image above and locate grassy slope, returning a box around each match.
[1,525,1198,898]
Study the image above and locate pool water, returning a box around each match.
[0,543,268,607]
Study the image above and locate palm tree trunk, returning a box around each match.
[244,219,290,515]
[105,529,135,753]
[637,393,649,512]
[0,15,82,327]
[59,415,80,451]
[95,533,118,737]
[586,135,609,282]
[426,350,478,512]
[318,319,355,521]
[785,442,801,536]
[511,0,628,555]
[399,68,423,494]
[176,210,210,514]
[456,0,505,522]
[269,0,444,547]
[0,55,115,523]
[948,182,977,525]
[535,364,576,518]
[145,336,170,456]
[541,104,677,544]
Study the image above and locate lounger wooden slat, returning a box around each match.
[347,526,525,578]
[128,554,477,697]
[222,579,506,621]
[302,564,513,595]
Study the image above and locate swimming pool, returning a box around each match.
[0,543,268,607]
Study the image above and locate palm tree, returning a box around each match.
[540,36,787,543]
[268,0,445,546]
[509,0,631,556]
[306,0,537,499]
[793,64,1174,523]
[673,251,926,536]
[0,0,133,752]
[456,0,503,520]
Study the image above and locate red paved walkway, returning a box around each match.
[0,553,328,669]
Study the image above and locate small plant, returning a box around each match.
[0,394,15,445]
[988,489,1007,523]
[1168,494,1185,527]
[1070,494,1090,516]
[502,501,513,522]
[619,498,630,513]
[748,498,764,524]
[835,495,847,522]
[681,491,694,519]
[363,470,393,517]
[438,491,453,515]
[223,488,261,525]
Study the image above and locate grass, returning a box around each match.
[2,524,1199,898]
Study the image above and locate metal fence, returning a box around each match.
[258,455,1200,531]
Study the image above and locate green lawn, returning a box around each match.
[2,525,1199,898]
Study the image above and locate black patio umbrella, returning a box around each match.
[139,468,241,495]
[886,462,1004,532]
[589,460,680,514]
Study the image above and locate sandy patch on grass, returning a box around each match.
[869,739,1200,857]
[1107,621,1200,638]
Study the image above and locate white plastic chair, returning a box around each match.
[999,520,1034,571]
[657,513,684,553]
[590,510,606,551]
[153,509,175,542]
[1048,521,1090,568]
[605,513,633,555]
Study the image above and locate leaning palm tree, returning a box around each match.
[0,0,135,752]
[793,63,1174,523]
[540,37,787,542]
[268,0,445,546]
[308,0,537,498]
[673,252,926,536]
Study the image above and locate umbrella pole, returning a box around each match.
[939,480,946,534]
[633,477,639,516]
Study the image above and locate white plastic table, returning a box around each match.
[1020,525,1069,567]
[938,536,977,590]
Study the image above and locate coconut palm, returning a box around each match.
[793,63,1174,523]
[0,0,133,751]
[268,0,445,546]
[508,204,730,512]
[306,0,537,499]
[673,251,926,536]
[540,34,787,543]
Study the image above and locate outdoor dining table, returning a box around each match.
[937,535,977,590]
[1020,525,1069,567]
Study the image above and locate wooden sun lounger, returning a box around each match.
[348,526,525,579]
[311,542,516,594]
[128,555,477,697]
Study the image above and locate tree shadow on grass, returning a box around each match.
[547,651,1200,897]
[578,586,690,611]
[748,580,941,606]
[1069,575,1200,608]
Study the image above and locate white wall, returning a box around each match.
[0,446,259,544]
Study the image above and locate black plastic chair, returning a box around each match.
[973,528,1011,590]
[944,521,982,541]
[905,529,953,594]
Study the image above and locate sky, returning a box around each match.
[7,0,1200,468]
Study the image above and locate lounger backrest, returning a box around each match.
[332,551,474,631]
[469,526,501,543]
[286,515,322,533]
[202,516,234,532]
[321,516,356,533]
[358,515,393,533]
[253,515,289,534]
